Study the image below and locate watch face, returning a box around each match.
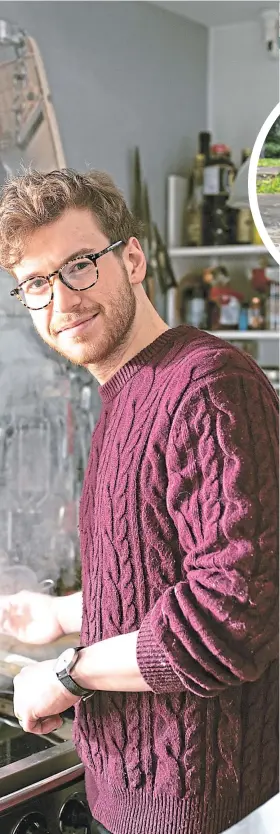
[55,647,76,675]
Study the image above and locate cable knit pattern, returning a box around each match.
[73,326,279,834]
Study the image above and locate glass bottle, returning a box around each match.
[236,149,253,244]
[203,144,236,196]
[203,144,236,246]
[187,284,206,329]
[198,131,211,164]
[186,154,204,247]
[239,303,249,331]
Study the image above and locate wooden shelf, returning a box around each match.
[205,330,279,340]
[169,245,268,258]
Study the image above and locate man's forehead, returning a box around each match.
[14,209,105,280]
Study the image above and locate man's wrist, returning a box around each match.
[54,591,83,636]
[54,646,94,698]
[70,645,96,690]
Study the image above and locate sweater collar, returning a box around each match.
[99,327,185,404]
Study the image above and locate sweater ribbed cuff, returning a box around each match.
[136,611,183,693]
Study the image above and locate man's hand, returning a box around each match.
[0,591,64,645]
[13,659,80,735]
[0,590,82,644]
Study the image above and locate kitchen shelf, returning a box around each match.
[169,245,268,258]
[205,330,279,340]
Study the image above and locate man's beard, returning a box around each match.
[33,265,137,368]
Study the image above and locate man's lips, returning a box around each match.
[55,314,98,335]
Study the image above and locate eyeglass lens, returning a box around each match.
[19,257,98,309]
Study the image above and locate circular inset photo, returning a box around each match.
[249,102,280,264]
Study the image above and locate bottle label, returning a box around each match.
[203,165,231,195]
[248,307,263,329]
[187,216,202,246]
[188,297,205,328]
[219,297,241,327]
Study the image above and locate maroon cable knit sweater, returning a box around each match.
[73,326,279,834]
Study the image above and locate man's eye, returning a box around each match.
[69,259,92,274]
[25,278,48,293]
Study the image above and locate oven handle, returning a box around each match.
[0,762,84,811]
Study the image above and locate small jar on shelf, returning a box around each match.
[248,296,265,330]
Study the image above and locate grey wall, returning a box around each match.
[208,20,279,165]
[0,1,208,234]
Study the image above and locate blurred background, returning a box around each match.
[0,0,279,594]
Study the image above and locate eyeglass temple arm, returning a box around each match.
[9,240,124,296]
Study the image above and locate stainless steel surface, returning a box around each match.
[0,761,84,812]
[12,811,49,834]
[1,780,90,834]
[0,715,88,833]
[0,689,74,772]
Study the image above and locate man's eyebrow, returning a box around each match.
[18,247,97,283]
[58,247,98,267]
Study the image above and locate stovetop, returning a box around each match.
[0,689,80,795]
[0,688,74,761]
[0,688,89,834]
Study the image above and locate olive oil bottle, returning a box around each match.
[186,154,204,246]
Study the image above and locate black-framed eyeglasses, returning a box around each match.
[10,240,124,310]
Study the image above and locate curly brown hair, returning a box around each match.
[0,167,142,270]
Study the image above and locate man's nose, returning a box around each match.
[52,273,82,313]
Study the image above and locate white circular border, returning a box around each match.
[249,101,280,266]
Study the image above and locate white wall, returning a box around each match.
[208,20,279,164]
[0,1,208,235]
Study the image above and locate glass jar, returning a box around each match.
[248,296,264,330]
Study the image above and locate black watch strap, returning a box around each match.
[56,646,94,700]
[57,668,92,698]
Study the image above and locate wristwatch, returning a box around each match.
[54,646,94,699]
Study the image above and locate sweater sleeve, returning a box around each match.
[136,371,279,696]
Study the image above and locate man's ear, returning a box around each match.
[122,237,147,287]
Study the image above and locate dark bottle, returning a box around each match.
[203,195,229,246]
[198,131,211,164]
[202,144,236,246]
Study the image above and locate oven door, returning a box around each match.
[0,738,92,834]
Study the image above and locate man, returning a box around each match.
[0,169,278,834]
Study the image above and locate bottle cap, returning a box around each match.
[211,143,231,156]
